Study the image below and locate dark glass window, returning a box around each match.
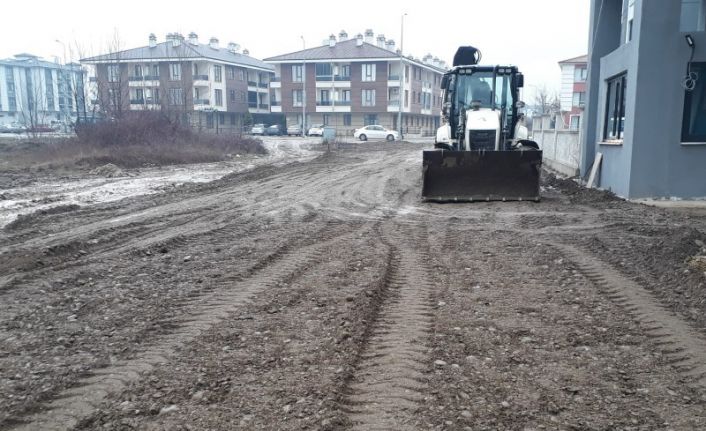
[682,62,706,142]
[604,73,627,140]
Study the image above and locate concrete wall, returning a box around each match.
[583,0,706,198]
[533,115,581,177]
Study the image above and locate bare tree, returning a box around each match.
[20,69,48,137]
[533,84,560,115]
[94,30,129,120]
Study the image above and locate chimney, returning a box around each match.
[423,54,433,64]
[356,33,364,47]
[173,33,182,47]
[209,37,219,50]
[339,30,348,41]
[376,34,386,48]
[433,56,440,67]
[166,33,174,43]
[149,33,157,48]
[243,48,250,56]
[328,34,336,47]
[364,29,374,44]
[188,32,198,45]
[386,39,396,52]
[228,42,240,53]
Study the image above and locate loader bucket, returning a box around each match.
[422,150,542,202]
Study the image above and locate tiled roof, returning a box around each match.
[81,41,273,72]
[558,54,588,64]
[264,38,399,62]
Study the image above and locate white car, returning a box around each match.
[250,124,265,135]
[307,124,324,136]
[354,125,399,141]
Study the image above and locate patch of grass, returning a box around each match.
[1,113,266,171]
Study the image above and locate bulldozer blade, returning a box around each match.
[422,150,542,202]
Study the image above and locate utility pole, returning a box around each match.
[398,13,407,138]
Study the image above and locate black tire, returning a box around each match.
[386,134,395,141]
[359,134,367,141]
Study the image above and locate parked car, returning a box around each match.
[286,124,303,136]
[354,125,399,141]
[250,124,265,135]
[265,124,283,136]
[307,124,324,136]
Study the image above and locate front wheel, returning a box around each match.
[386,134,395,141]
[359,134,367,141]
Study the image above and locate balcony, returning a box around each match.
[130,99,145,104]
[315,75,351,82]
[247,81,257,87]
[258,82,268,88]
[271,76,281,82]
[193,74,209,81]
[316,100,351,106]
[248,101,257,108]
[129,76,144,81]
[258,103,268,109]
[193,99,210,105]
[271,101,281,106]
[388,75,400,81]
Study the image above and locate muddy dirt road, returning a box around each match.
[2,141,706,430]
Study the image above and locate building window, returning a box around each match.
[248,91,257,107]
[215,89,223,106]
[108,65,120,82]
[342,89,351,102]
[293,89,303,107]
[152,64,160,77]
[319,89,330,105]
[681,0,706,31]
[45,69,55,111]
[364,114,377,126]
[340,65,350,78]
[604,73,627,141]
[323,114,331,125]
[343,114,351,126]
[230,89,236,102]
[405,90,409,107]
[625,0,635,43]
[238,69,245,80]
[168,88,184,105]
[405,65,409,83]
[230,113,236,125]
[362,64,376,82]
[682,62,706,142]
[570,115,581,130]
[153,88,160,103]
[572,91,586,107]
[219,112,225,124]
[292,65,303,82]
[227,66,235,80]
[316,63,332,78]
[362,89,376,106]
[574,67,588,82]
[134,65,142,77]
[169,63,181,81]
[214,65,222,83]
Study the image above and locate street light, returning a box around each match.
[397,13,407,139]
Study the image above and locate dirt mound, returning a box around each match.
[544,171,621,204]
[4,204,81,231]
[90,163,123,177]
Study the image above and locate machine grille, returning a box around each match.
[468,130,496,151]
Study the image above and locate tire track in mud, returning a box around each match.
[342,222,434,430]
[7,222,366,431]
[555,243,706,389]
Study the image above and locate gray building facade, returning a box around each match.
[582,0,706,199]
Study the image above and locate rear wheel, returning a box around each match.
[386,134,395,141]
[359,134,367,141]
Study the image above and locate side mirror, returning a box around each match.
[515,101,526,109]
[440,74,449,90]
[516,73,524,88]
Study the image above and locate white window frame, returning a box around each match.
[107,65,120,82]
[293,89,303,107]
[214,65,222,83]
[169,63,181,81]
[362,89,376,107]
[215,89,223,106]
[292,65,303,82]
[362,64,376,82]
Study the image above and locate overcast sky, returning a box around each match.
[1,0,590,99]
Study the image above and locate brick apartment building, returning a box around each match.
[81,33,275,131]
[558,55,588,130]
[264,30,446,135]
